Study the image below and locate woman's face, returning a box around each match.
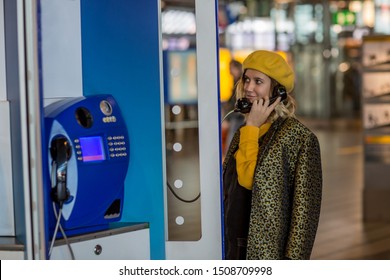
[242,69,272,103]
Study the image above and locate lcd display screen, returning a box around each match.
[79,136,106,162]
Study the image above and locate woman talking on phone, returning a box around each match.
[223,50,322,260]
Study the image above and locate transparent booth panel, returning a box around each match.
[163,50,202,241]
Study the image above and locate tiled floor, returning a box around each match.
[302,117,390,260]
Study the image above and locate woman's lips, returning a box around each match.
[246,96,257,102]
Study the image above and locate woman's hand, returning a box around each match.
[245,97,281,127]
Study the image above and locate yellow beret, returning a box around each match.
[243,50,295,93]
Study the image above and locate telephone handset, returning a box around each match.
[50,135,72,206]
[235,86,287,113]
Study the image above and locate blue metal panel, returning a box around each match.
[80,0,165,259]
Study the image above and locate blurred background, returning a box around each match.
[162,0,390,259]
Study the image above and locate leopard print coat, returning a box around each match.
[223,117,322,260]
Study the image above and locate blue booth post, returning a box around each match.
[81,0,165,259]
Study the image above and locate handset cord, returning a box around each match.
[50,202,75,260]
[48,161,75,260]
[221,109,236,123]
[48,204,62,257]
[167,181,200,203]
[175,103,235,203]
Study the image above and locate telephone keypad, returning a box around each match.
[107,135,128,159]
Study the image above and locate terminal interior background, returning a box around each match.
[162,0,390,259]
[1,0,390,260]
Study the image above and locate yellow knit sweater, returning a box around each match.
[234,123,271,190]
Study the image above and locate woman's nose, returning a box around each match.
[244,81,254,92]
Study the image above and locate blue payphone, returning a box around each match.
[44,94,130,244]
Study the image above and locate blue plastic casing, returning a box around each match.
[44,94,130,237]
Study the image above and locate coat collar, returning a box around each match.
[223,117,288,171]
[256,117,287,165]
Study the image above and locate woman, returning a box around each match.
[223,50,322,260]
